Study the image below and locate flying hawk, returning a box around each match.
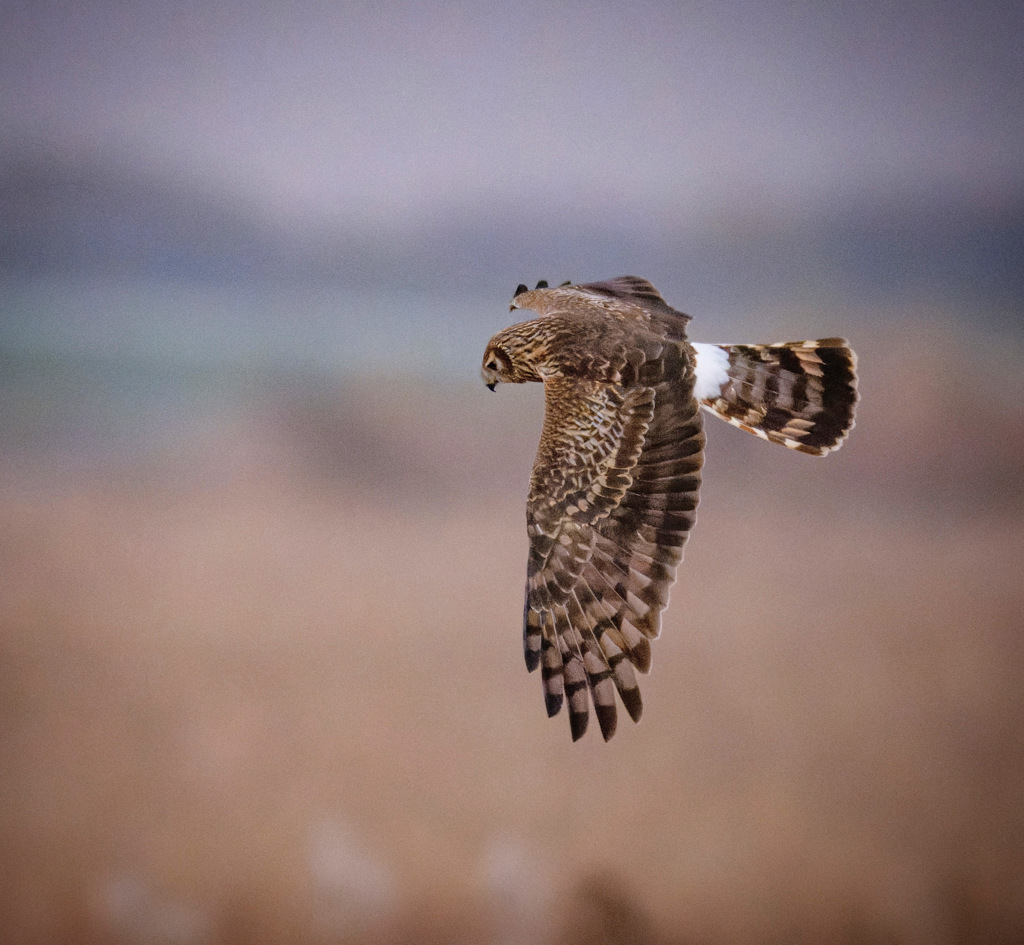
[481,276,858,741]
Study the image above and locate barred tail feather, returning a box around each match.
[692,339,858,455]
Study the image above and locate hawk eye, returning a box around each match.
[485,348,511,374]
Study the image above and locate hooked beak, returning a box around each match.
[486,382,496,392]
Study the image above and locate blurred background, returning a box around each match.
[1,1,1023,942]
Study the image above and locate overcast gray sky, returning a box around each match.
[3,0,1021,241]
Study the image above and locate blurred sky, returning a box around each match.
[1,0,1022,372]
[3,0,1022,227]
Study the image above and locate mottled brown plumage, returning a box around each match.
[482,277,858,741]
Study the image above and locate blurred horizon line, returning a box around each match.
[2,149,1022,312]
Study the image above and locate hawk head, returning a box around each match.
[481,343,514,391]
[481,327,547,390]
[482,282,570,389]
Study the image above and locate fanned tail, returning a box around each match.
[692,339,858,455]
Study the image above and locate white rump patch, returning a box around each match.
[692,343,731,401]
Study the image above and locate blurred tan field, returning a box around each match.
[2,321,1024,944]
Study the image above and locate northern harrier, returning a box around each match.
[482,276,858,741]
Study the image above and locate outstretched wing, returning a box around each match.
[524,327,705,742]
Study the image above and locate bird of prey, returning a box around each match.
[481,276,858,742]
